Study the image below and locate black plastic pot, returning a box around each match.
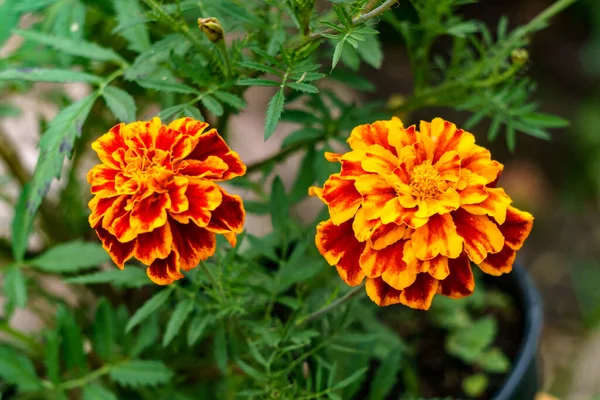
[491,264,543,400]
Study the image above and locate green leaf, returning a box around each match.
[214,325,228,373]
[356,34,383,69]
[136,79,200,94]
[182,105,204,121]
[163,298,195,347]
[11,184,31,261]
[0,0,19,46]
[66,267,151,287]
[333,367,368,390]
[447,21,480,38]
[289,147,317,203]
[476,347,510,373]
[44,329,60,384]
[269,176,288,235]
[25,93,98,247]
[235,358,266,381]
[281,109,321,125]
[265,89,285,140]
[243,200,270,215]
[368,350,402,400]
[83,384,118,400]
[57,305,86,373]
[332,40,345,71]
[130,314,159,357]
[14,29,126,64]
[157,104,187,121]
[237,78,279,87]
[102,86,137,122]
[505,123,516,152]
[277,242,322,292]
[487,116,502,141]
[446,317,497,363]
[0,103,21,117]
[112,0,150,53]
[521,112,570,128]
[93,299,116,361]
[287,82,319,93]
[213,91,246,109]
[237,61,281,76]
[126,289,173,332]
[109,360,174,388]
[5,266,27,309]
[281,128,323,149]
[200,95,224,116]
[0,68,103,83]
[0,346,42,393]
[29,240,110,273]
[187,314,211,346]
[462,373,489,398]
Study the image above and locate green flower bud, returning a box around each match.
[198,17,224,43]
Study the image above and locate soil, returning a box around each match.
[354,275,525,400]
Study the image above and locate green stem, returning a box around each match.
[200,262,224,298]
[215,40,232,78]
[295,284,364,327]
[0,322,42,354]
[57,364,112,390]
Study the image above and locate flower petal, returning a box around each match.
[352,207,381,242]
[322,174,362,225]
[370,222,407,250]
[315,220,365,286]
[400,273,439,310]
[206,188,245,234]
[134,223,173,265]
[130,192,171,235]
[359,240,407,279]
[433,150,460,182]
[147,252,183,285]
[388,124,418,155]
[460,144,503,183]
[348,118,401,155]
[411,213,463,260]
[178,156,229,179]
[95,226,136,269]
[165,175,189,214]
[88,165,119,198]
[439,254,475,298]
[354,174,396,220]
[425,255,450,280]
[380,198,428,228]
[479,246,515,276]
[170,179,222,227]
[423,118,474,164]
[414,188,460,218]
[89,196,118,229]
[366,277,403,306]
[340,150,368,180]
[170,220,217,271]
[453,208,504,264]
[361,144,399,176]
[91,124,129,169]
[456,170,489,206]
[461,187,512,224]
[186,129,246,180]
[499,206,534,250]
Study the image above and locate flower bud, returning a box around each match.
[198,17,224,43]
[511,48,529,65]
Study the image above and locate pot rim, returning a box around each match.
[491,263,543,400]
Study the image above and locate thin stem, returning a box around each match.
[245,139,314,174]
[295,284,364,326]
[363,0,382,13]
[57,364,112,390]
[215,40,232,78]
[200,262,224,298]
[0,322,42,355]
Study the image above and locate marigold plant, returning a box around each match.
[310,117,533,309]
[87,117,246,284]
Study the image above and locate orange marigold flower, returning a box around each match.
[87,117,246,284]
[310,117,533,310]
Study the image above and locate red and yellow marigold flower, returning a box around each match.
[87,117,246,284]
[310,117,533,310]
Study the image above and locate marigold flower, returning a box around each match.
[310,117,533,310]
[87,117,246,284]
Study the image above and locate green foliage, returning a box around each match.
[0,346,42,393]
[28,240,110,273]
[109,360,174,387]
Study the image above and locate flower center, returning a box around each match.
[410,161,442,199]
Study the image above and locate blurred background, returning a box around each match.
[1,0,599,398]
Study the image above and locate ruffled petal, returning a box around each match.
[479,246,515,276]
[134,223,173,265]
[439,254,475,298]
[166,176,189,214]
[361,144,399,176]
[354,174,396,220]
[388,124,418,155]
[315,220,365,286]
[89,196,118,229]
[322,174,362,225]
[177,156,229,179]
[461,187,512,224]
[433,150,461,182]
[348,118,401,155]
[499,206,534,250]
[340,150,368,180]
[186,129,246,180]
[130,192,171,235]
[91,124,128,169]
[460,144,503,183]
[453,209,504,264]
[123,117,163,151]
[95,226,136,269]
[170,220,217,271]
[411,213,463,260]
[352,207,381,242]
[366,277,403,306]
[206,188,245,234]
[380,198,428,228]
[359,240,407,279]
[456,170,489,206]
[147,252,183,285]
[414,188,460,218]
[423,118,475,164]
[370,222,407,250]
[425,255,450,280]
[88,165,119,198]
[400,273,439,310]
[170,179,222,227]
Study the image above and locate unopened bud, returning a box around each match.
[302,361,310,379]
[511,48,529,65]
[198,17,224,43]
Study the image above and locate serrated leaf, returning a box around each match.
[103,86,137,122]
[93,299,116,361]
[14,29,125,64]
[446,317,496,363]
[235,358,266,381]
[136,79,200,94]
[0,346,42,393]
[0,68,103,83]
[243,200,270,215]
[200,95,224,116]
[476,347,510,373]
[44,329,60,384]
[521,112,570,128]
[289,148,316,203]
[281,109,321,125]
[287,82,319,93]
[112,0,150,53]
[213,91,246,109]
[447,21,479,38]
[130,313,159,357]
[282,128,323,149]
[356,34,383,69]
[487,116,502,141]
[83,384,118,400]
[333,367,368,390]
[126,289,172,332]
[157,104,187,121]
[57,305,86,373]
[4,266,27,309]
[0,0,19,46]
[265,89,285,140]
[66,267,151,287]
[187,314,211,346]
[29,240,110,273]
[11,185,31,261]
[237,78,279,86]
[109,360,174,388]
[182,105,204,121]
[214,325,228,373]
[368,350,401,400]
[269,176,288,235]
[23,93,97,250]
[237,61,281,76]
[332,40,345,71]
[163,298,195,347]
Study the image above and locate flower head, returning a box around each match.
[88,117,246,284]
[310,117,533,310]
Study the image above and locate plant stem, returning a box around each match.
[0,322,42,355]
[295,284,364,326]
[57,364,112,390]
[200,262,224,298]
